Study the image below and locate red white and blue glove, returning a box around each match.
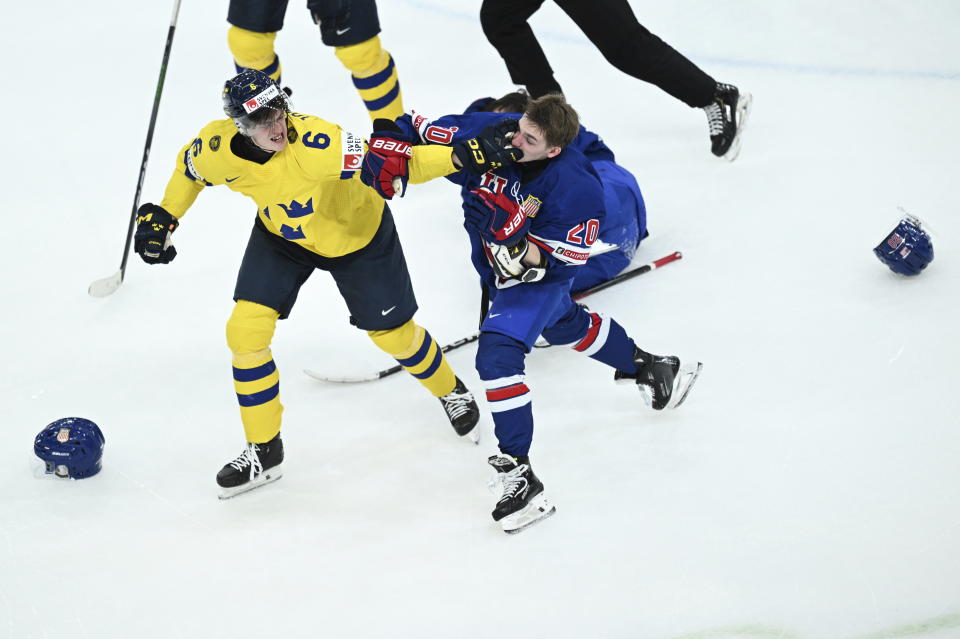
[464,188,547,282]
[463,187,529,245]
[360,119,412,199]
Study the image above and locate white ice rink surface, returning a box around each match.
[2,1,958,637]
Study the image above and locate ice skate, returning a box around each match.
[440,377,481,443]
[488,455,556,534]
[615,347,702,410]
[216,432,284,499]
[704,83,752,162]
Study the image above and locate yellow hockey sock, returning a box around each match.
[368,320,456,397]
[227,26,282,82]
[226,301,283,443]
[335,36,404,121]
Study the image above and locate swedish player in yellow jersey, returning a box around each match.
[134,69,479,499]
[228,0,403,121]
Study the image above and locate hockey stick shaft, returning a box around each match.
[88,0,182,297]
[305,250,682,383]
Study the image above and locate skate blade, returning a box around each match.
[217,466,283,500]
[500,493,556,534]
[724,92,753,163]
[666,361,703,409]
[463,427,481,445]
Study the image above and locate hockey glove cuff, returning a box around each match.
[360,118,412,199]
[452,118,522,175]
[134,203,179,265]
[487,236,547,283]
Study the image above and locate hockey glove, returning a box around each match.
[134,203,179,265]
[486,236,547,283]
[452,118,522,175]
[463,187,529,245]
[360,118,412,199]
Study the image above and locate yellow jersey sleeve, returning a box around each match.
[159,120,242,218]
[408,145,457,184]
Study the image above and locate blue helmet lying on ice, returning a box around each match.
[34,417,105,479]
[873,214,933,276]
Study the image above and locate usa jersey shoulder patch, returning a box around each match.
[520,195,542,218]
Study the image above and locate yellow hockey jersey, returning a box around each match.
[159,112,455,257]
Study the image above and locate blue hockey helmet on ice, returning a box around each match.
[873,214,934,276]
[34,417,105,479]
[222,69,292,134]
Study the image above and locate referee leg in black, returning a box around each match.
[555,0,716,108]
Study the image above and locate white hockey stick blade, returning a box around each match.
[724,92,753,163]
[303,368,385,383]
[88,270,123,297]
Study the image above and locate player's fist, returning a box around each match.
[452,118,523,175]
[360,118,413,199]
[134,203,179,265]
[463,187,529,245]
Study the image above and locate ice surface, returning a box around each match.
[1,1,958,637]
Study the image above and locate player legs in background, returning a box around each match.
[316,0,405,122]
[227,0,404,121]
[479,0,751,160]
[227,0,288,83]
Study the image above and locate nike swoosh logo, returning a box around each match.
[336,27,351,35]
[488,313,501,318]
[225,176,240,182]
[381,306,397,316]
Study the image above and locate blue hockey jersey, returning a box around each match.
[396,111,607,289]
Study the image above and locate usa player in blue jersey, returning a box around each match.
[361,94,702,533]
[463,91,647,293]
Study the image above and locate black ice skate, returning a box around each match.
[216,432,284,499]
[440,377,481,444]
[704,83,752,162]
[615,347,703,410]
[488,454,555,534]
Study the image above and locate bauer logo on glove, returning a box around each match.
[360,119,413,200]
[464,187,529,244]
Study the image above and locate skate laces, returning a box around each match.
[487,455,518,495]
[704,102,726,136]
[499,464,530,500]
[440,387,474,420]
[228,443,263,479]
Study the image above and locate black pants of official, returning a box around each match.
[479,0,716,108]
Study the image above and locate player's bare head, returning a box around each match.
[486,91,530,114]
[523,94,579,149]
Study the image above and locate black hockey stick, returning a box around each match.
[88,0,183,297]
[304,250,683,383]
